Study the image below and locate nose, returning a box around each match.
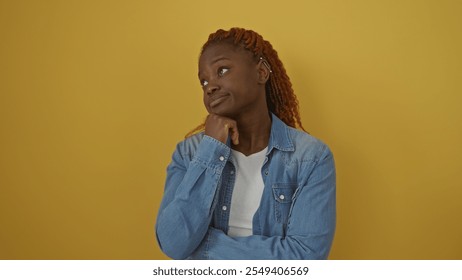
[205,82,219,95]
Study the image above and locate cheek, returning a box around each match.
[203,92,211,112]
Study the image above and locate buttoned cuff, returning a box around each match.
[193,135,231,171]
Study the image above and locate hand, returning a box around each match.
[204,114,239,145]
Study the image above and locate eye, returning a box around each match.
[201,80,209,87]
[218,67,229,77]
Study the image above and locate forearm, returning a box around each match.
[156,136,230,259]
[155,165,218,259]
[189,227,334,260]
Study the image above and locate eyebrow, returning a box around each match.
[198,56,231,77]
[211,56,230,64]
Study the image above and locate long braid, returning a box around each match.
[186,27,305,138]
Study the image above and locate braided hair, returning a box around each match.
[186,27,305,137]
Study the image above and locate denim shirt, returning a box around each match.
[156,114,336,259]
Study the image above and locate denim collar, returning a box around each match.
[268,113,295,153]
[224,113,295,153]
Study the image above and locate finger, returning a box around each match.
[224,123,238,144]
[229,124,239,145]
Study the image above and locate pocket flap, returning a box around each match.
[272,187,295,203]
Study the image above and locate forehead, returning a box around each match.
[199,42,254,66]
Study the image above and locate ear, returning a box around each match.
[257,58,271,84]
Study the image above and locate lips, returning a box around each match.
[209,94,229,107]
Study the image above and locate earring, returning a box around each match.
[259,57,273,73]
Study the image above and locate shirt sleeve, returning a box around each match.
[189,146,336,260]
[155,135,230,259]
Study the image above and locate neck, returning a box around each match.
[232,109,271,156]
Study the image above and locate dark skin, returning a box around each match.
[198,43,271,156]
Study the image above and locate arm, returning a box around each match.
[155,135,230,259]
[190,146,336,260]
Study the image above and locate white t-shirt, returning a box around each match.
[228,147,268,237]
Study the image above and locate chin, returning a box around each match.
[209,105,234,117]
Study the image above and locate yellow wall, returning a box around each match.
[1,0,461,259]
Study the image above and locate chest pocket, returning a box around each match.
[272,184,297,225]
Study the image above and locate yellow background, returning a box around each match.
[1,0,461,259]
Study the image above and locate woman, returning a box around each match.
[156,27,336,259]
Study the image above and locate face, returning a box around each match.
[198,43,267,118]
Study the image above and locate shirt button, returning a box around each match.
[222,205,227,211]
[279,194,285,200]
[265,170,269,176]
[230,170,234,175]
[219,156,225,161]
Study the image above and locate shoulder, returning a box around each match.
[286,126,333,164]
[270,114,332,164]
